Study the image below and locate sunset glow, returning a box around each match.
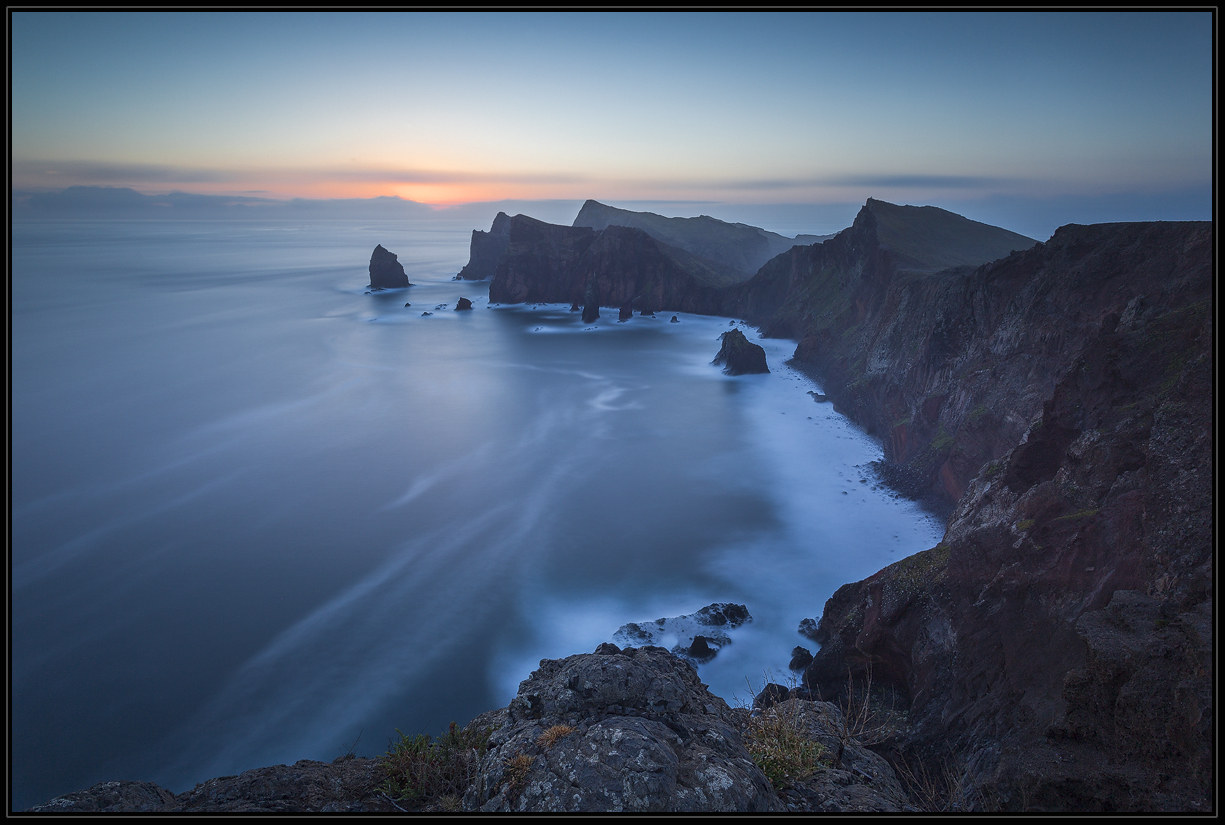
[10,11,1212,237]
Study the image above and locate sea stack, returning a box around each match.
[581,281,600,323]
[713,329,769,375]
[368,245,410,289]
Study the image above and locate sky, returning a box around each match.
[9,11,1214,238]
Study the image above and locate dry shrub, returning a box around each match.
[536,724,575,749]
[503,753,534,798]
[743,702,828,790]
[379,721,493,804]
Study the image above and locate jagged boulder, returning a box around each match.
[613,602,751,664]
[368,245,410,289]
[462,646,781,812]
[713,329,769,375]
[455,297,474,311]
[27,781,177,813]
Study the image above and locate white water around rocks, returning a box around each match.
[10,217,943,809]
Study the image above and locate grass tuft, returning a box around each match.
[378,721,493,805]
[743,702,828,790]
[536,724,575,749]
[502,753,534,799]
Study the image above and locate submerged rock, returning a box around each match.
[368,244,410,289]
[713,329,769,375]
[752,683,792,713]
[797,618,820,642]
[612,603,751,663]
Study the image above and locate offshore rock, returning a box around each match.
[613,602,751,663]
[368,244,410,289]
[455,297,474,311]
[713,329,769,375]
[581,280,600,323]
[789,646,814,672]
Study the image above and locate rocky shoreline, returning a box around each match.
[27,203,1212,812]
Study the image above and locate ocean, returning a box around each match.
[10,217,944,809]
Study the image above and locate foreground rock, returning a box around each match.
[31,647,917,813]
[462,646,780,812]
[368,244,410,289]
[462,646,912,813]
[713,329,769,375]
[27,758,398,813]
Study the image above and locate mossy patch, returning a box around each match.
[1050,508,1099,524]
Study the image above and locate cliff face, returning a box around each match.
[800,221,1212,811]
[478,201,1212,810]
[487,214,742,312]
[456,211,511,281]
[783,219,1208,509]
[572,199,832,281]
[35,205,1209,813]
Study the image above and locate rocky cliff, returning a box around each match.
[487,213,746,313]
[456,211,511,281]
[30,205,1211,813]
[790,219,1212,811]
[473,200,1212,811]
[573,199,831,281]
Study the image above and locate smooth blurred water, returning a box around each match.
[10,218,943,809]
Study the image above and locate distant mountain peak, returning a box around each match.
[860,197,1038,272]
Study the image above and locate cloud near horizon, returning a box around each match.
[13,159,1201,212]
[11,12,1210,219]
